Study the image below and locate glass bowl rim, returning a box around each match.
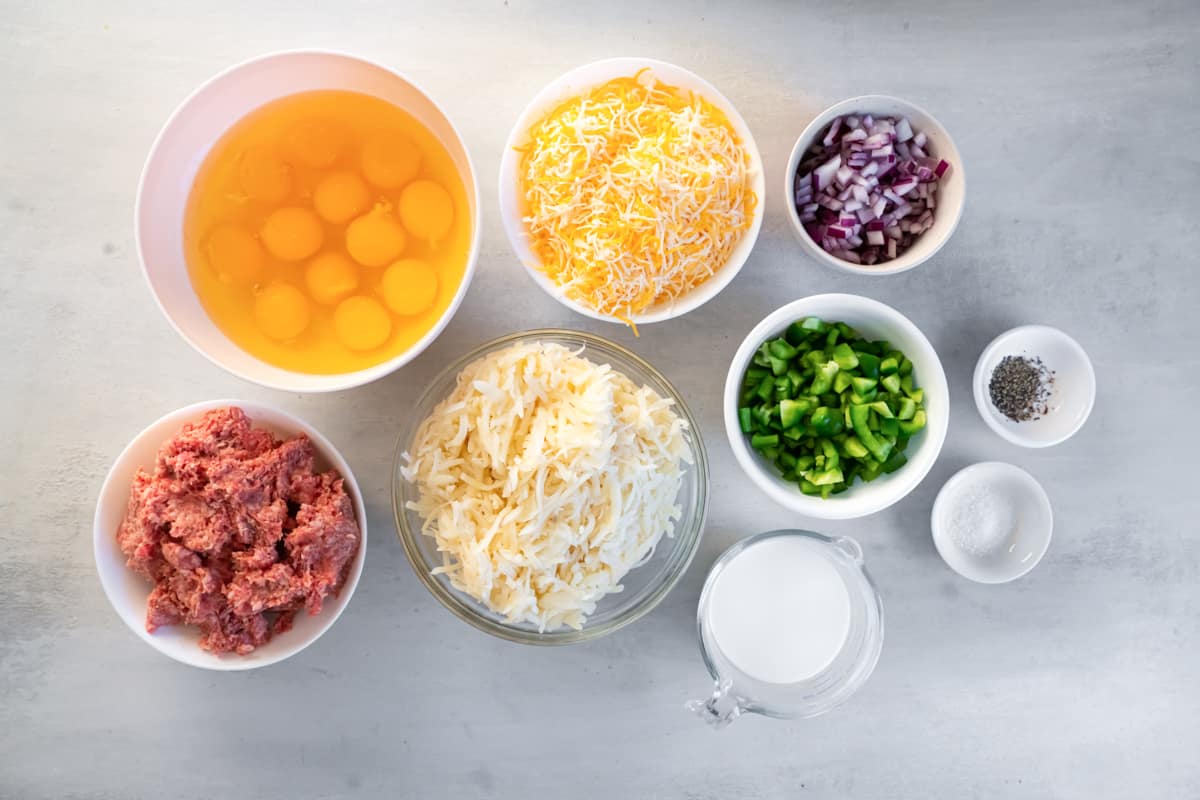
[391,328,710,645]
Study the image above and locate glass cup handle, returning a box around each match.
[686,678,745,728]
[834,535,864,565]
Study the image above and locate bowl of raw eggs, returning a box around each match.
[136,50,481,392]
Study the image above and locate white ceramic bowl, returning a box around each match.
[136,50,481,392]
[93,400,368,670]
[931,462,1053,583]
[784,95,965,276]
[973,325,1095,447]
[724,294,949,520]
[497,57,765,325]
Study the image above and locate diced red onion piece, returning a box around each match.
[813,155,841,189]
[822,117,843,147]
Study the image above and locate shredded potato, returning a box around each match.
[401,341,690,631]
[518,71,756,326]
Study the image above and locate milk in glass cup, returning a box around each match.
[688,530,884,727]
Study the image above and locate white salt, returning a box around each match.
[947,483,1015,557]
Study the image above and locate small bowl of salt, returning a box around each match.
[931,462,1052,583]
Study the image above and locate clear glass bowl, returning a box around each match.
[392,329,709,645]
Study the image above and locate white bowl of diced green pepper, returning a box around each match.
[724,294,949,520]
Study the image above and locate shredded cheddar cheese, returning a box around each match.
[400,341,690,632]
[518,71,756,326]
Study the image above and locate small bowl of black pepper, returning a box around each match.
[972,325,1095,448]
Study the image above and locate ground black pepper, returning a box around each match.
[988,355,1054,422]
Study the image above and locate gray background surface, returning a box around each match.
[2,1,1197,798]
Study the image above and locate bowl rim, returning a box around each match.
[972,324,1096,448]
[723,293,949,520]
[92,399,368,670]
[496,56,765,325]
[391,328,710,645]
[782,94,966,277]
[930,461,1054,583]
[133,48,483,393]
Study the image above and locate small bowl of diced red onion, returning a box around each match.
[786,95,965,275]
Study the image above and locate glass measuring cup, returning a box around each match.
[688,530,884,727]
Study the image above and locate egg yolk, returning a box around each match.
[312,171,370,224]
[305,252,360,306]
[284,118,346,168]
[260,207,324,262]
[204,223,265,284]
[360,131,421,188]
[381,259,439,316]
[333,295,392,351]
[345,206,407,267]
[398,179,454,242]
[255,282,310,341]
[236,145,292,205]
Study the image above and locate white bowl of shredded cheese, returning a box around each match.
[392,330,708,644]
[498,58,765,328]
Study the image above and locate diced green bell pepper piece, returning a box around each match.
[738,407,753,433]
[785,322,810,346]
[804,466,844,486]
[851,375,877,395]
[881,450,908,473]
[754,374,774,401]
[787,367,805,395]
[808,361,840,395]
[778,451,797,471]
[831,342,859,370]
[879,416,900,438]
[799,479,821,495]
[849,404,894,463]
[833,370,854,393]
[897,397,917,420]
[856,352,881,378]
[907,388,924,404]
[750,433,779,449]
[802,349,827,369]
[779,398,810,429]
[900,374,913,394]
[745,365,770,382]
[810,406,844,436]
[768,338,798,360]
[842,436,869,459]
[869,400,894,418]
[768,355,789,376]
[820,438,840,469]
[799,316,827,333]
[825,328,840,349]
[880,356,899,375]
[898,409,926,435]
[881,373,902,394]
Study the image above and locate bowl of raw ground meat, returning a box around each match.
[93,400,367,670]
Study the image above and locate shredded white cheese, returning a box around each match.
[401,341,691,631]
